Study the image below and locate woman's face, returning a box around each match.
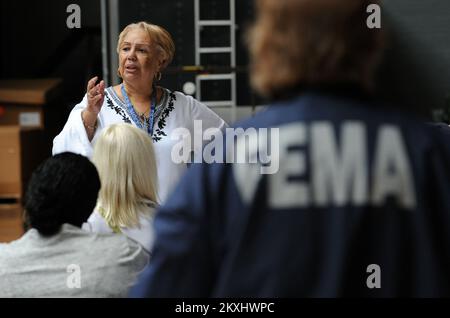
[118,28,162,85]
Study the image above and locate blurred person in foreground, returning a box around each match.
[130,0,450,297]
[0,153,148,297]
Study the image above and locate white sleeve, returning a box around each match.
[52,94,102,158]
[187,95,229,162]
[189,96,228,132]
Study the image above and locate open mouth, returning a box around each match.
[125,65,138,72]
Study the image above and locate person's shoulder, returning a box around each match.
[56,224,107,250]
[60,224,116,248]
[167,89,192,104]
[0,231,40,265]
[425,122,450,154]
[84,210,112,233]
[164,89,206,107]
[428,122,450,137]
[96,231,147,257]
[231,93,428,130]
[77,229,147,266]
[115,235,149,269]
[0,233,25,249]
[229,104,277,131]
[0,241,14,257]
[226,93,315,130]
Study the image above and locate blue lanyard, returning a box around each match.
[121,84,157,135]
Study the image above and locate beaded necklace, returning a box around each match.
[121,83,156,135]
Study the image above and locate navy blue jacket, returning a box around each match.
[131,91,450,297]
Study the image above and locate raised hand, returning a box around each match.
[86,76,105,115]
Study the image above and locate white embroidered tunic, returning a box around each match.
[53,86,228,202]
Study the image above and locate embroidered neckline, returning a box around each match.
[121,84,156,135]
[105,86,176,143]
[104,90,132,124]
[107,86,168,122]
[152,92,176,142]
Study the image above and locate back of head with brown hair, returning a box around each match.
[248,0,384,99]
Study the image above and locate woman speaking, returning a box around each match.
[53,21,227,202]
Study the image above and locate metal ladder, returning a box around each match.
[194,0,237,123]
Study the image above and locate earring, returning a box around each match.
[154,72,162,81]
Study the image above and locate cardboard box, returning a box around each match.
[0,105,43,129]
[0,79,62,129]
[0,126,21,197]
[0,203,24,243]
[0,126,48,200]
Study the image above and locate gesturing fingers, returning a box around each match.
[87,79,105,99]
[94,80,105,97]
[87,76,98,93]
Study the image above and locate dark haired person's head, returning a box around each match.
[24,152,101,236]
[247,0,384,99]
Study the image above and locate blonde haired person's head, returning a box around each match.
[93,123,158,230]
[247,0,385,99]
[117,21,175,71]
